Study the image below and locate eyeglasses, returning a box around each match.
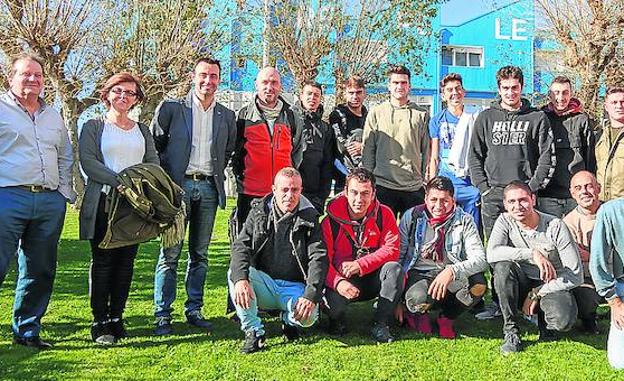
[111,88,138,97]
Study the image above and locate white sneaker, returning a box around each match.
[475,302,502,320]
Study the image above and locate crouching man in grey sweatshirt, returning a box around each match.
[487,181,582,355]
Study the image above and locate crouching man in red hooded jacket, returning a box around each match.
[322,167,402,343]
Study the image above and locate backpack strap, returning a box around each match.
[327,207,384,253]
[406,206,421,253]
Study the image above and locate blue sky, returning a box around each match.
[441,0,518,25]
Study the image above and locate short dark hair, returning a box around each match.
[344,75,365,89]
[195,57,221,75]
[345,167,376,189]
[425,176,455,197]
[387,64,411,81]
[503,181,532,199]
[440,73,463,91]
[301,80,323,95]
[9,52,46,77]
[550,75,572,88]
[99,72,145,109]
[274,167,301,182]
[606,86,624,97]
[496,66,524,87]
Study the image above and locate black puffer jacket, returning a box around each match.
[229,194,328,302]
[538,109,596,199]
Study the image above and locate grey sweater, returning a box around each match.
[487,211,583,296]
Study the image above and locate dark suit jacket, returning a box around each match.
[151,91,237,209]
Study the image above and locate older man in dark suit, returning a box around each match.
[151,57,236,335]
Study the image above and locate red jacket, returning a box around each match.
[232,97,303,197]
[321,194,399,290]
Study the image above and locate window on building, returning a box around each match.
[441,46,484,67]
[441,47,453,66]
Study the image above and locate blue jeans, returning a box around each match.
[154,177,218,318]
[439,166,481,228]
[227,268,319,336]
[0,187,66,338]
[608,281,624,369]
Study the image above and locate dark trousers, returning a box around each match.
[573,280,604,322]
[537,196,577,218]
[236,193,262,232]
[493,261,577,335]
[404,270,486,319]
[480,186,506,305]
[90,196,138,322]
[481,186,505,239]
[325,262,403,325]
[376,185,425,219]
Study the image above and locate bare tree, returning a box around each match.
[0,0,228,203]
[332,0,439,102]
[103,0,230,121]
[251,0,439,100]
[269,0,337,87]
[535,0,624,117]
[0,0,107,200]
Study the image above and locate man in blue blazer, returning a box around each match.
[151,57,236,335]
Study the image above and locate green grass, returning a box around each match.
[0,205,621,380]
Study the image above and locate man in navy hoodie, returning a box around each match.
[468,65,555,319]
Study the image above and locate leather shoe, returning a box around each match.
[13,336,53,350]
[186,311,213,331]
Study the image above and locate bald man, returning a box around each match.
[563,171,603,334]
[232,67,303,227]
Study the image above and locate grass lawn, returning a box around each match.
[0,205,621,380]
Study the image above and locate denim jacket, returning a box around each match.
[399,205,487,280]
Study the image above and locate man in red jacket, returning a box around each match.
[322,167,402,343]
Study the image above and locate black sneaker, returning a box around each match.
[537,314,559,342]
[186,311,213,331]
[282,323,301,341]
[371,323,394,343]
[328,318,348,337]
[91,322,115,345]
[109,318,128,340]
[500,332,522,355]
[240,331,266,354]
[154,316,173,336]
[538,327,559,342]
[13,335,53,350]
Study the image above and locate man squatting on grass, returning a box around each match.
[468,65,555,321]
[487,181,582,355]
[563,171,604,335]
[397,176,488,339]
[228,167,328,354]
[321,167,402,343]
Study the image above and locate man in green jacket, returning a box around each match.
[596,86,624,201]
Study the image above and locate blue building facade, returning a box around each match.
[224,0,537,114]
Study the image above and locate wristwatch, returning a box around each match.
[528,289,541,302]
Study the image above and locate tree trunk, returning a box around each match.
[333,65,346,105]
[578,74,602,121]
[60,97,86,209]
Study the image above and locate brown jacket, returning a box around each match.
[595,121,624,201]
